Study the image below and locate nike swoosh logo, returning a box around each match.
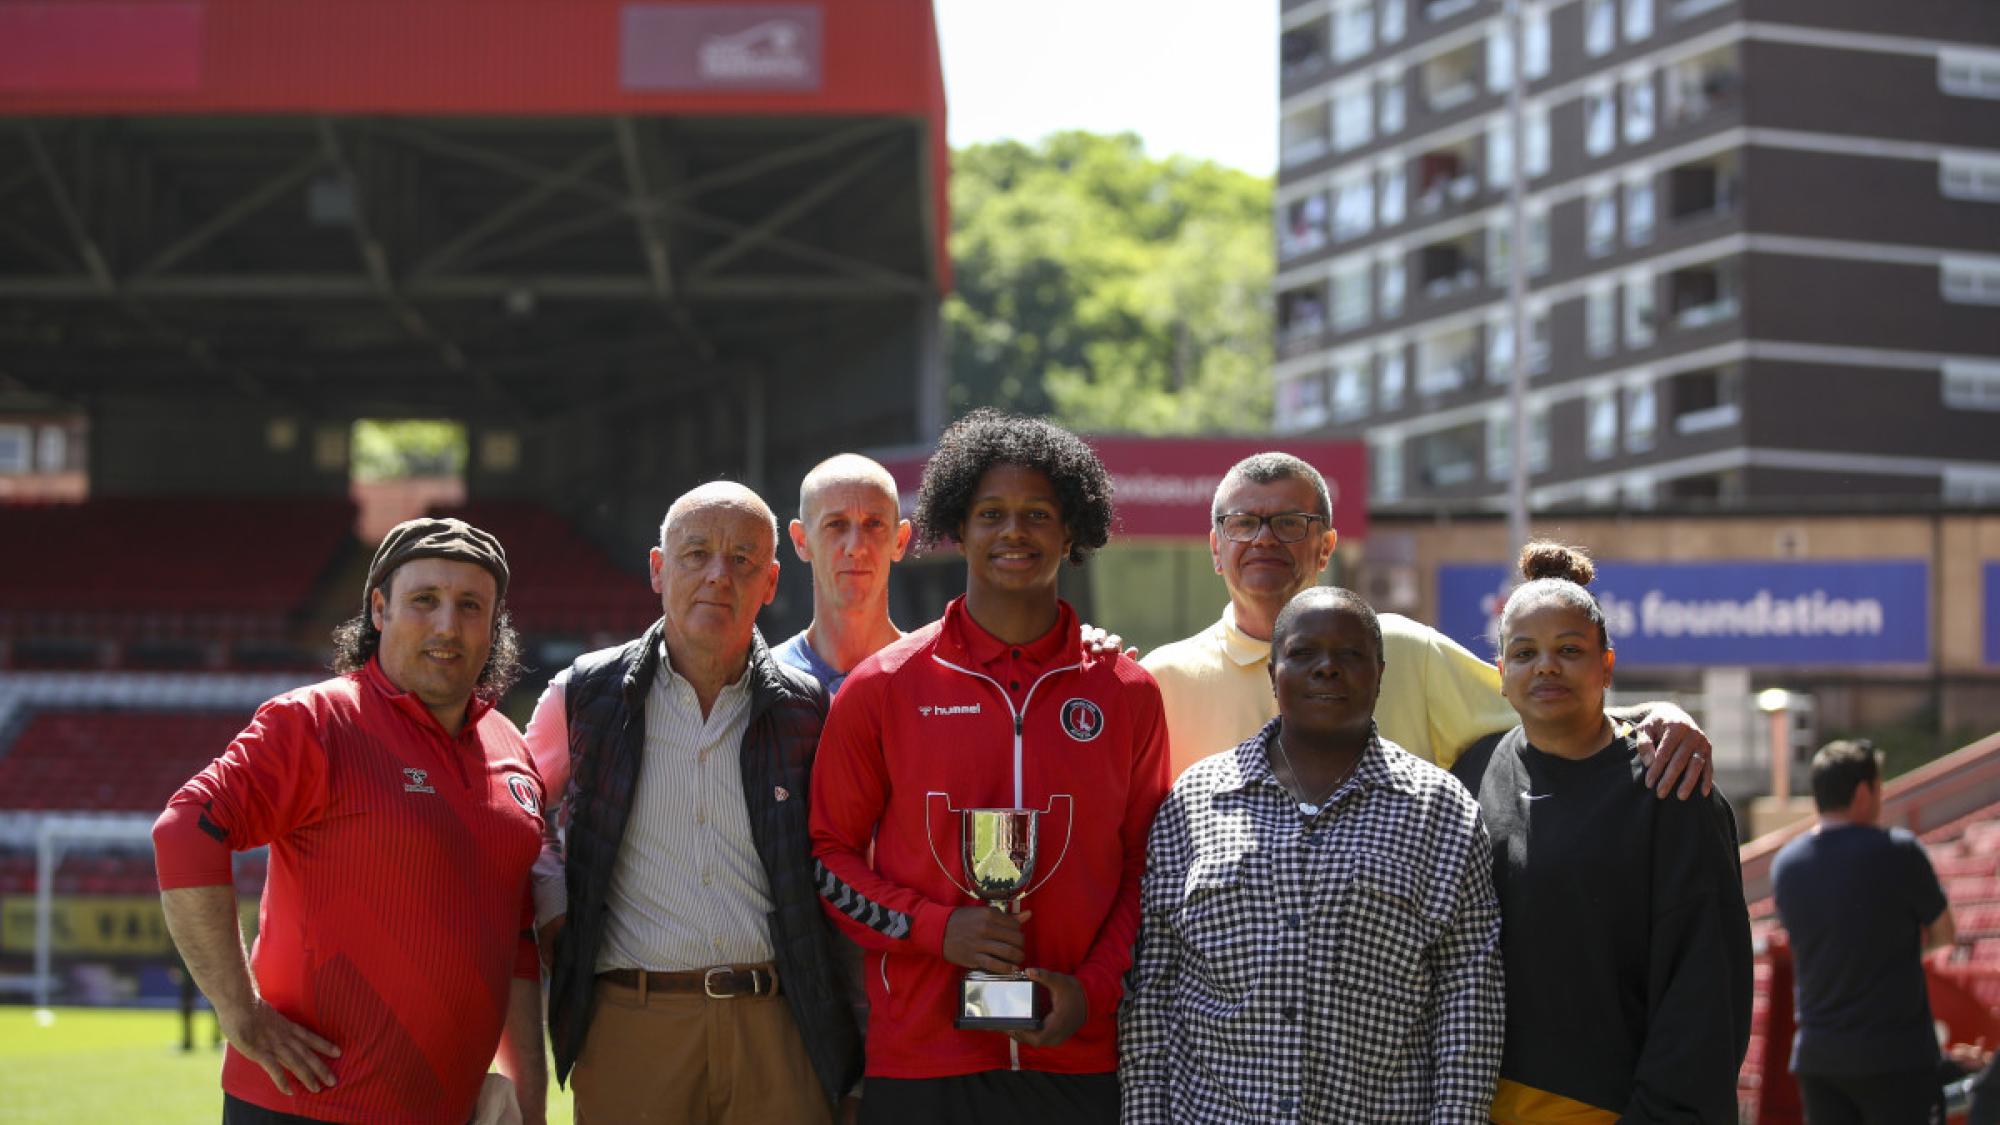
[1520,791,1554,801]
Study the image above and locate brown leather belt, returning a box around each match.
[597,965,780,999]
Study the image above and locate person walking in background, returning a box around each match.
[1452,542,1752,1124]
[153,518,545,1125]
[1774,739,1957,1125]
[1122,586,1504,1123]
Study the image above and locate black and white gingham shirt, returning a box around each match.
[1120,719,1504,1124]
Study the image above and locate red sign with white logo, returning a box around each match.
[882,436,1369,541]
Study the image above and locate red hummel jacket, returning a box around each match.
[153,658,543,1125]
[809,597,1171,1078]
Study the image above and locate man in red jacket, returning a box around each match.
[810,410,1171,1123]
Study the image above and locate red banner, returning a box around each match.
[883,436,1369,542]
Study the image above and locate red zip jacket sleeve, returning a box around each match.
[1069,666,1172,1019]
[809,648,957,958]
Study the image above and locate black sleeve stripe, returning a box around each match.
[814,859,911,941]
[197,800,229,844]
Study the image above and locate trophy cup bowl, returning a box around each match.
[954,807,1049,1032]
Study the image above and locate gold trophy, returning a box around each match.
[925,795,1074,1032]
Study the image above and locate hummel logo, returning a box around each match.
[919,703,981,717]
[404,768,436,795]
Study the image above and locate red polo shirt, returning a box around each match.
[154,658,543,1125]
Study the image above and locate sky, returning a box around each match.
[934,0,1278,176]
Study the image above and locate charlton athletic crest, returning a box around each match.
[1059,698,1104,742]
[506,774,539,815]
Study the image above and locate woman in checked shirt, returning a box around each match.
[1120,587,1505,1124]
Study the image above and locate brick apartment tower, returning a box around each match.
[1273,0,2000,511]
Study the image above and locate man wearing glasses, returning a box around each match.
[1142,452,1714,786]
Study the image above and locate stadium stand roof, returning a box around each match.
[0,0,949,430]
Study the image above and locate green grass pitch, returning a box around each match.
[0,1007,576,1124]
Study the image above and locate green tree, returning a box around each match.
[350,419,466,481]
[946,132,1274,434]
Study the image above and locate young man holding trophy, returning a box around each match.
[810,410,1172,1123]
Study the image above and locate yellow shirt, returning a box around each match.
[1141,603,1517,779]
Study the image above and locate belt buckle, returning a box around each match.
[703,966,740,999]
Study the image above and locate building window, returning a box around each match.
[1526,107,1551,177]
[1372,435,1404,502]
[1332,353,1372,421]
[1380,0,1406,43]
[1625,382,1657,451]
[1587,390,1619,458]
[1334,79,1373,153]
[1280,192,1329,260]
[1487,211,1549,282]
[1334,173,1375,242]
[1622,474,1656,509]
[1487,312,1550,380]
[1380,252,1407,317]
[1945,467,2000,504]
[1623,71,1656,145]
[1487,120,1515,188]
[1585,0,1615,57]
[1668,260,1740,327]
[1380,162,1407,226]
[1666,45,1738,128]
[1625,175,1656,245]
[1586,185,1618,256]
[1586,84,1618,156]
[1281,104,1330,167]
[1939,48,2000,100]
[1279,286,1328,352]
[1943,361,2000,410]
[1281,22,1325,80]
[1525,6,1551,78]
[1486,413,1514,480]
[1379,346,1408,409]
[1942,257,2000,305]
[1418,327,1479,395]
[1276,371,1330,432]
[1624,272,1656,348]
[0,424,28,473]
[1488,21,1515,94]
[36,425,66,471]
[1942,152,2000,202]
[1587,285,1617,357]
[1379,72,1407,135]
[1623,0,1653,42]
[1333,260,1372,330]
[1334,0,1374,62]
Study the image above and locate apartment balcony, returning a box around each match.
[1414,141,1483,217]
[1664,46,1741,133]
[1668,262,1741,330]
[1421,42,1483,115]
[1416,233,1486,301]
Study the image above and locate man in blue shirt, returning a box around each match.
[774,454,914,696]
[1773,739,1958,1125]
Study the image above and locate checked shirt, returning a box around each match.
[1120,719,1504,1124]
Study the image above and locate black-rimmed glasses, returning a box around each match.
[1215,511,1325,543]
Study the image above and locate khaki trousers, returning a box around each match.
[573,977,833,1125]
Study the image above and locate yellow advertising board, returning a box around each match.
[1,895,259,956]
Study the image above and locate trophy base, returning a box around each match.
[954,971,1046,1032]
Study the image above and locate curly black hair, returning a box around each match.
[330,598,525,704]
[913,409,1115,566]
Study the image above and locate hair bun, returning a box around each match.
[1518,540,1595,586]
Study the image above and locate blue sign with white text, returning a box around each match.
[1437,559,1930,667]
[1985,564,2000,666]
